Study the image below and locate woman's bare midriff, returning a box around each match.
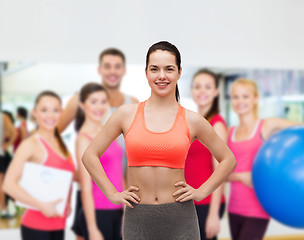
[128,166,185,204]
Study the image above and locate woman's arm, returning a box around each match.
[20,122,28,141]
[3,138,61,217]
[263,118,302,140]
[205,121,227,239]
[227,118,303,188]
[77,135,103,240]
[226,172,252,188]
[82,105,140,208]
[58,93,79,133]
[174,112,236,202]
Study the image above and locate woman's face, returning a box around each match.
[145,50,181,98]
[191,73,218,108]
[34,96,62,131]
[231,84,258,116]
[81,90,109,123]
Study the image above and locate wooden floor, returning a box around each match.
[0,213,21,229]
[264,237,304,240]
[220,237,304,240]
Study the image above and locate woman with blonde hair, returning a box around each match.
[227,78,300,240]
[3,91,75,240]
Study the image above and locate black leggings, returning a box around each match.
[195,203,226,240]
[228,213,269,240]
[0,151,12,173]
[79,208,123,240]
[21,225,64,240]
[71,190,83,237]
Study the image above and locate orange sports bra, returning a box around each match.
[124,101,191,169]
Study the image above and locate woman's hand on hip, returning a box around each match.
[109,186,140,208]
[173,181,205,202]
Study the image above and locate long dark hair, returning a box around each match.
[146,41,181,102]
[35,91,69,158]
[75,83,108,132]
[17,106,28,119]
[192,69,220,121]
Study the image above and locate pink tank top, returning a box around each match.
[185,114,226,205]
[80,133,123,210]
[22,136,75,230]
[228,120,269,219]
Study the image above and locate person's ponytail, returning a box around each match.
[175,85,180,103]
[75,107,85,132]
[55,127,70,158]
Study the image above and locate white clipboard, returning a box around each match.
[17,162,73,215]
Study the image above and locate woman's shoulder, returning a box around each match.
[262,117,275,127]
[184,108,209,128]
[21,134,40,147]
[14,134,43,157]
[76,131,93,145]
[210,114,227,127]
[261,117,288,139]
[184,108,201,121]
[116,103,140,115]
[112,103,142,125]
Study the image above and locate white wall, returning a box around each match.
[2,63,149,100]
[0,0,304,69]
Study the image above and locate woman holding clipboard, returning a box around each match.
[3,91,75,240]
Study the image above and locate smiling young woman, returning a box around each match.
[3,91,75,240]
[82,41,236,240]
[227,79,302,240]
[185,69,227,240]
[73,83,124,240]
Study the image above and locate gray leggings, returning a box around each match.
[123,200,200,240]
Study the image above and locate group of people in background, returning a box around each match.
[0,41,301,240]
[0,107,28,218]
